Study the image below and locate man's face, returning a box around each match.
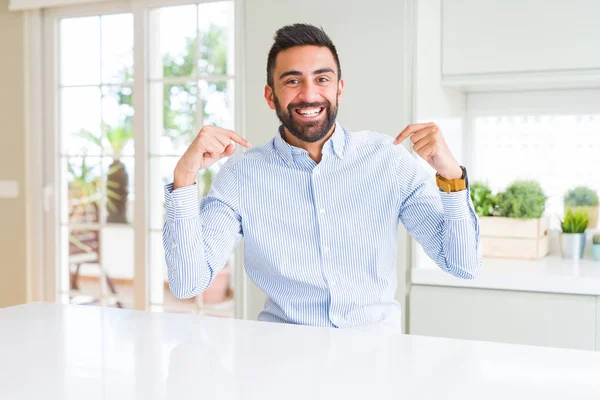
[264,45,344,143]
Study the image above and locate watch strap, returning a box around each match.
[436,168,467,194]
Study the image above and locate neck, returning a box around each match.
[282,124,336,163]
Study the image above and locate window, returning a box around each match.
[472,114,600,223]
[57,13,135,307]
[147,1,235,313]
[467,89,600,229]
[45,0,238,316]
[413,89,600,269]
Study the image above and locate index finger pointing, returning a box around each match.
[393,122,436,145]
[221,129,252,149]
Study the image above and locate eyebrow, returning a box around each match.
[279,68,336,80]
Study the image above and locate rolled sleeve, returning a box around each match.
[164,183,200,220]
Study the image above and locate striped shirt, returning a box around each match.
[163,122,482,331]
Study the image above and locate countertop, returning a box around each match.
[412,255,600,295]
[2,302,600,399]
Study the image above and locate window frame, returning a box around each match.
[35,0,247,314]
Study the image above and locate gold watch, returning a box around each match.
[435,166,468,194]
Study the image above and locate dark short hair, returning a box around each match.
[266,23,341,88]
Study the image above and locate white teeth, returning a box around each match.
[297,107,321,116]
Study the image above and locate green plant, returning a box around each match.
[76,122,133,223]
[470,182,499,217]
[560,207,590,234]
[564,186,599,207]
[593,234,600,245]
[497,180,547,219]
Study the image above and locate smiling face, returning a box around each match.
[264,45,344,143]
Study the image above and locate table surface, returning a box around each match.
[413,254,600,295]
[2,302,600,400]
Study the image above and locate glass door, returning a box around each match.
[51,10,136,308]
[43,0,238,317]
[147,1,236,316]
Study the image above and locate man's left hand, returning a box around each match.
[394,122,462,180]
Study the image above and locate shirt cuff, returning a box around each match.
[440,188,473,220]
[164,183,199,220]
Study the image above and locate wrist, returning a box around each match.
[438,164,463,180]
[173,167,197,189]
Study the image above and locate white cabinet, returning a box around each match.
[441,0,600,89]
[409,285,597,351]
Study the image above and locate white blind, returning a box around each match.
[9,0,110,11]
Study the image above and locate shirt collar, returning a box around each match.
[274,121,347,166]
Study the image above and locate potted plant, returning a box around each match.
[564,186,599,229]
[104,122,133,223]
[593,234,600,261]
[560,207,590,259]
[77,122,133,224]
[497,180,547,220]
[470,182,499,217]
[474,180,549,260]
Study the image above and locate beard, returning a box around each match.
[273,93,338,143]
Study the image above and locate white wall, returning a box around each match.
[415,0,465,121]
[408,0,466,274]
[241,0,414,327]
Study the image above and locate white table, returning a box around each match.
[2,303,600,400]
[413,254,600,296]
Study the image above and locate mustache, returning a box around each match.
[287,101,330,111]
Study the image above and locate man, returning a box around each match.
[163,23,481,332]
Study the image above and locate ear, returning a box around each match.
[337,78,345,103]
[264,84,276,110]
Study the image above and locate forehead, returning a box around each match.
[274,45,337,74]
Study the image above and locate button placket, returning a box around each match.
[311,168,333,293]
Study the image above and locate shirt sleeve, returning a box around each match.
[162,157,243,298]
[395,145,482,279]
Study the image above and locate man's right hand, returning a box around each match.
[174,126,252,189]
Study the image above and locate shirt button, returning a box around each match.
[314,170,320,175]
[330,280,336,287]
[320,208,326,214]
[172,243,177,249]
[324,246,330,253]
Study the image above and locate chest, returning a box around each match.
[239,155,399,242]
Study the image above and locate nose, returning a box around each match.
[297,80,320,103]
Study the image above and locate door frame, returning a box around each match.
[26,0,248,316]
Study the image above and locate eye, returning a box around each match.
[317,77,329,83]
[286,79,300,85]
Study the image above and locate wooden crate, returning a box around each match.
[479,216,550,260]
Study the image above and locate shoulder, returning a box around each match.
[215,140,274,173]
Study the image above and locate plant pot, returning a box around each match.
[561,233,586,259]
[593,244,600,261]
[478,216,549,259]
